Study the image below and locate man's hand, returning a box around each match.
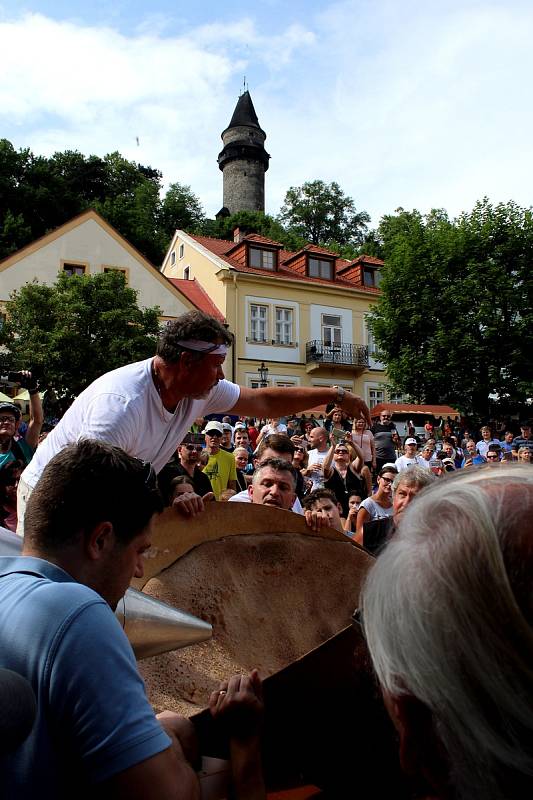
[304,509,333,532]
[343,393,372,427]
[171,491,205,517]
[19,370,38,394]
[209,670,263,741]
[202,491,216,502]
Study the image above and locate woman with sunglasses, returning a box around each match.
[355,466,397,545]
[322,440,370,518]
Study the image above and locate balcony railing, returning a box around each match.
[306,340,369,368]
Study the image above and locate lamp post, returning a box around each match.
[258,361,269,388]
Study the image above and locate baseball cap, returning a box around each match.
[221,422,233,432]
[0,402,21,421]
[405,438,417,445]
[182,432,205,446]
[202,421,224,435]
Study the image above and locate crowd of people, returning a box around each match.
[0,309,532,799]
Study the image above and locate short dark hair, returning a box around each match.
[253,457,296,489]
[157,311,233,364]
[255,434,295,460]
[302,488,339,510]
[25,440,164,553]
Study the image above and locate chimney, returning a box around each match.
[233,227,249,243]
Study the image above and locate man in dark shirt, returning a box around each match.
[512,421,533,457]
[371,409,398,474]
[157,433,213,504]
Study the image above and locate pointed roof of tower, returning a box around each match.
[226,90,261,130]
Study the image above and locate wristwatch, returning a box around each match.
[332,385,345,406]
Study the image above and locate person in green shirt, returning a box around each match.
[202,421,237,499]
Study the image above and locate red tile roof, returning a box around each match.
[187,233,383,292]
[166,277,225,321]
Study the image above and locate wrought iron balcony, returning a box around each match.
[306,340,369,368]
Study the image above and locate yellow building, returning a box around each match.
[162,227,389,408]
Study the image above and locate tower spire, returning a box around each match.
[217,90,270,215]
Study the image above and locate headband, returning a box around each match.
[176,339,228,355]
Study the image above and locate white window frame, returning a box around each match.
[250,304,269,343]
[179,243,184,259]
[321,314,342,348]
[275,307,293,345]
[170,250,176,266]
[309,257,334,280]
[183,266,190,280]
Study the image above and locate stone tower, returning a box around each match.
[217,90,270,215]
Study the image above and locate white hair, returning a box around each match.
[361,464,533,800]
[392,465,437,492]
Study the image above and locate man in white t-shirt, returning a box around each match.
[395,438,429,471]
[19,311,371,532]
[304,427,330,490]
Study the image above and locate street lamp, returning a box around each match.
[258,361,269,387]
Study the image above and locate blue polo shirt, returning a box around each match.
[0,557,170,799]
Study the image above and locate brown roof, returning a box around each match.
[166,278,225,321]
[187,233,383,292]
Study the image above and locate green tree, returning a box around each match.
[278,180,370,246]
[368,200,533,417]
[1,271,161,400]
[0,141,205,264]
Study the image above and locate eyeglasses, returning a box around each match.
[0,416,16,424]
[183,444,203,452]
[380,416,390,420]
[486,454,499,460]
[380,475,394,484]
[335,449,349,454]
[294,447,305,452]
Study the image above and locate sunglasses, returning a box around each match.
[380,416,390,420]
[486,454,499,460]
[380,475,394,484]
[335,449,349,454]
[294,447,305,452]
[183,444,203,452]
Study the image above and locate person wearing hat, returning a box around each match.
[202,421,237,500]
[19,310,370,532]
[157,433,214,504]
[0,370,43,471]
[395,438,429,472]
[220,421,235,453]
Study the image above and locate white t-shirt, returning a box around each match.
[359,497,394,520]
[306,447,329,491]
[23,358,240,488]
[259,423,288,437]
[228,489,303,514]
[395,455,429,471]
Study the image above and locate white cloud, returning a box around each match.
[0,2,532,228]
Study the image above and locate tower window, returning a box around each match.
[308,257,333,280]
[249,247,276,271]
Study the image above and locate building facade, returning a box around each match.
[161,228,388,409]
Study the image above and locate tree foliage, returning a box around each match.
[0,140,205,264]
[368,200,533,417]
[278,179,370,246]
[1,271,161,400]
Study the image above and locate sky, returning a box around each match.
[1,0,532,228]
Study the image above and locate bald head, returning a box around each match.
[308,426,328,450]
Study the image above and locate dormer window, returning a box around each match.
[249,247,276,271]
[308,256,334,280]
[363,267,381,287]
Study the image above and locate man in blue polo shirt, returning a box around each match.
[0,440,200,799]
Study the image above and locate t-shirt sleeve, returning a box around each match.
[76,393,140,452]
[48,599,171,784]
[202,380,241,415]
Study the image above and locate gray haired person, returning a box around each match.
[361,464,533,800]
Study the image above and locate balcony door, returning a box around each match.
[321,314,342,361]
